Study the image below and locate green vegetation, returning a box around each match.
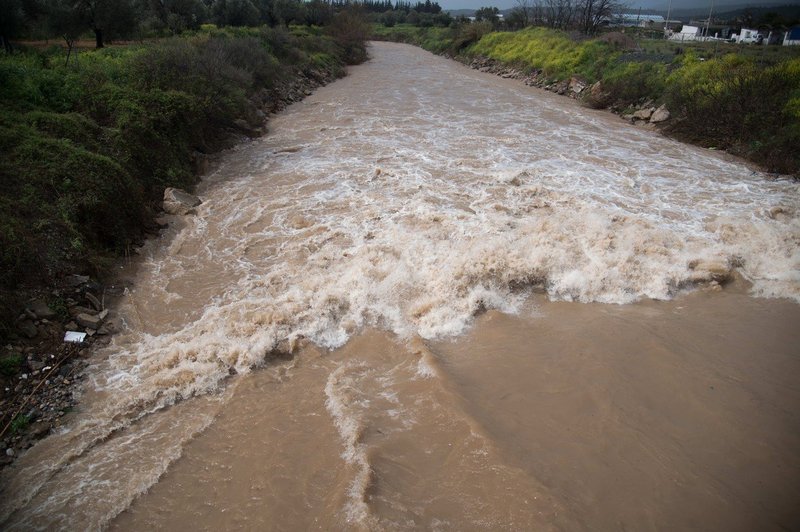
[471,27,618,80]
[0,23,362,339]
[0,354,24,377]
[9,414,30,435]
[373,23,800,175]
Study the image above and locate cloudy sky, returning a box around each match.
[441,0,797,12]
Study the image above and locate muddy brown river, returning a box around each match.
[1,41,799,531]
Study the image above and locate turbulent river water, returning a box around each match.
[2,41,800,530]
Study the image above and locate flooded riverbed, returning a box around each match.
[1,41,798,530]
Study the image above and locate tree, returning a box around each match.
[213,0,260,26]
[543,0,575,29]
[304,0,332,26]
[576,0,615,34]
[47,0,87,62]
[474,6,499,24]
[508,0,533,29]
[0,0,24,52]
[58,0,140,48]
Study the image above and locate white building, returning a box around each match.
[785,26,800,46]
[669,25,702,42]
[737,28,763,44]
[611,13,666,27]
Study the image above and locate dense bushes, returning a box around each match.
[0,26,354,336]
[470,27,617,81]
[664,54,800,173]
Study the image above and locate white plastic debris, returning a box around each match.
[64,331,87,343]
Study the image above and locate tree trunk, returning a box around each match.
[94,28,104,49]
[1,35,12,54]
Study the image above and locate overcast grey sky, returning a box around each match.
[440,0,799,12]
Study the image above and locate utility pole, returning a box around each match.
[704,0,714,40]
[664,0,672,38]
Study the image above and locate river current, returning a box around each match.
[1,41,799,530]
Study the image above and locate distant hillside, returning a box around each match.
[668,4,800,24]
[446,8,476,16]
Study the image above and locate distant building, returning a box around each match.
[670,25,702,42]
[785,26,800,46]
[610,13,665,28]
[737,28,763,44]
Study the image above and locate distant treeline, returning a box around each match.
[0,0,442,51]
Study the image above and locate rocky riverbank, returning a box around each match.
[0,62,343,470]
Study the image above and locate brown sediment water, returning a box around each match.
[1,41,798,531]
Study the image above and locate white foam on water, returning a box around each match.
[324,363,376,526]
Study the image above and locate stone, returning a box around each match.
[17,320,38,339]
[633,108,653,120]
[64,274,89,287]
[692,261,732,283]
[76,313,102,330]
[768,206,792,220]
[84,292,102,311]
[97,316,122,335]
[650,105,670,123]
[28,299,56,320]
[569,77,587,94]
[233,119,262,138]
[163,188,202,216]
[68,306,96,318]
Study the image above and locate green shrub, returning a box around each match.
[469,27,618,81]
[0,354,23,377]
[601,60,667,108]
[664,54,800,172]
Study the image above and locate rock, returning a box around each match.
[768,206,792,220]
[28,299,56,320]
[84,292,102,311]
[64,275,89,287]
[569,77,587,94]
[163,188,202,216]
[68,306,96,318]
[288,215,313,229]
[633,108,653,120]
[17,321,38,339]
[584,81,612,108]
[97,316,122,335]
[650,105,670,123]
[233,119,262,138]
[75,313,102,330]
[692,260,732,283]
[5,448,13,457]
